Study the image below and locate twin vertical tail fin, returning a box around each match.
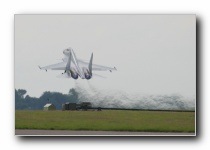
[88,53,93,76]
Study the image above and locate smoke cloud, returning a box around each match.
[74,81,195,111]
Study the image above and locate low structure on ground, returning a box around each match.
[43,103,56,111]
[62,102,77,110]
[62,102,92,111]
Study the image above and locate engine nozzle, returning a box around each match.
[70,68,78,80]
[85,74,91,80]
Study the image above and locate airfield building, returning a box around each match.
[62,102,92,111]
[43,103,56,111]
[69,103,77,110]
[62,102,77,110]
[63,103,70,110]
[79,102,92,110]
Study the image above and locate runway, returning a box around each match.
[15,129,195,136]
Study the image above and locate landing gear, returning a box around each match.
[62,70,66,74]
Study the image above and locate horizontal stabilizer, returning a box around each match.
[92,73,106,79]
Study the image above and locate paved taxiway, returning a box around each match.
[15,129,195,136]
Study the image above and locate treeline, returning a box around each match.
[15,88,79,110]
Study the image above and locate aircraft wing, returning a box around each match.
[92,64,117,71]
[78,60,117,71]
[39,62,66,70]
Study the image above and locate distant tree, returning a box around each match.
[24,95,39,110]
[15,88,80,110]
[69,88,79,102]
[15,89,28,109]
[15,89,21,101]
[17,89,27,99]
[39,91,74,109]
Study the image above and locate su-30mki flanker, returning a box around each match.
[39,47,117,80]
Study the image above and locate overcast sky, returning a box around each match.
[15,15,196,98]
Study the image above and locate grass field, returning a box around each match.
[15,110,195,132]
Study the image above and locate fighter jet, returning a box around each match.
[38,47,117,80]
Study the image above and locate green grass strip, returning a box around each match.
[15,110,195,132]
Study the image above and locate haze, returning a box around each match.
[15,15,196,99]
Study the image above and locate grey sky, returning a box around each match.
[15,15,196,98]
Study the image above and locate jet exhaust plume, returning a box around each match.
[74,81,195,111]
